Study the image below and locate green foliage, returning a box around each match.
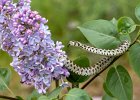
[27,90,41,100]
[0,68,11,91]
[16,96,24,100]
[78,20,120,49]
[102,93,117,100]
[65,88,92,100]
[47,86,63,100]
[104,65,133,100]
[36,86,63,100]
[118,34,131,42]
[31,0,140,52]
[110,18,132,42]
[38,96,50,100]
[129,43,140,77]
[110,18,118,26]
[135,3,140,21]
[117,17,136,34]
[67,56,90,83]
[103,83,114,97]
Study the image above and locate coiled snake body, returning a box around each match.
[64,40,130,76]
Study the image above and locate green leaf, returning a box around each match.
[102,93,118,100]
[0,68,11,91]
[118,34,131,42]
[105,65,133,100]
[47,86,63,100]
[135,3,140,21]
[66,56,90,83]
[38,96,50,100]
[117,17,136,34]
[110,18,118,26]
[65,88,92,100]
[103,83,114,97]
[110,18,131,42]
[16,96,24,100]
[128,43,140,77]
[37,86,63,100]
[27,90,41,100]
[78,19,120,49]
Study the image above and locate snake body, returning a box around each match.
[64,56,114,76]
[64,40,130,76]
[68,40,130,56]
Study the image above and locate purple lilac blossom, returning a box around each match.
[0,0,69,94]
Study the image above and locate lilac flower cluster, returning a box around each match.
[0,0,69,93]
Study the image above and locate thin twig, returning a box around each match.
[81,56,120,89]
[81,33,140,89]
[0,95,18,100]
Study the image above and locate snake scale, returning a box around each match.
[64,40,130,76]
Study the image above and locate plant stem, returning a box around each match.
[0,95,18,100]
[55,80,59,88]
[81,33,140,89]
[55,80,59,99]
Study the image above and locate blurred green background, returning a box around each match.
[31,0,140,57]
[0,0,140,99]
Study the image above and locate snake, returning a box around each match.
[64,40,130,76]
